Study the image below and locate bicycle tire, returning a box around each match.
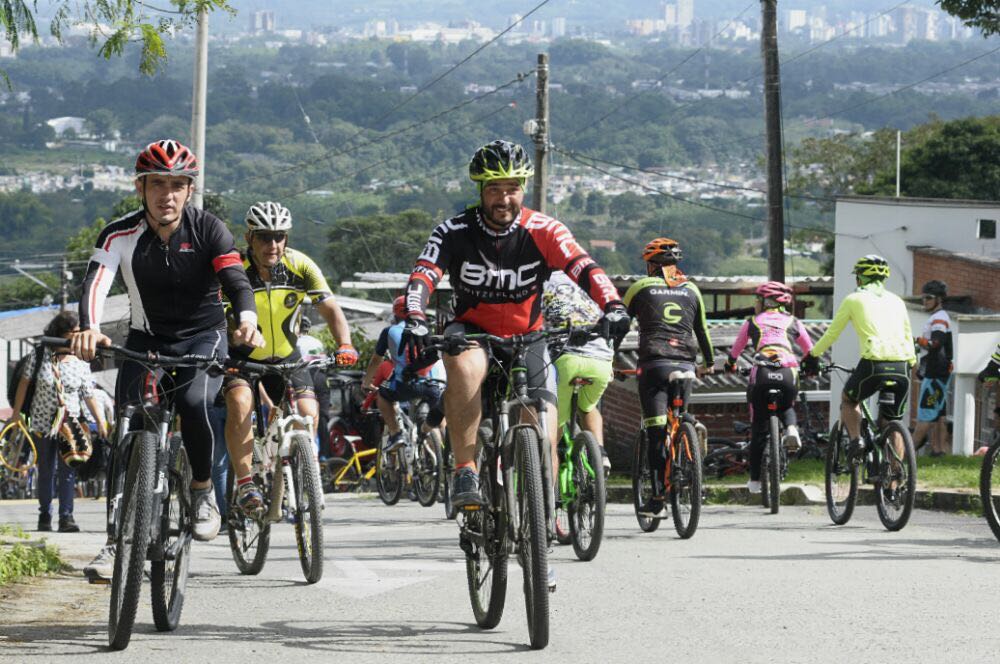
[824,421,858,526]
[323,457,356,493]
[670,422,703,539]
[291,434,325,583]
[875,421,917,532]
[632,430,660,533]
[763,416,781,514]
[466,443,507,629]
[376,445,403,506]
[979,437,1000,542]
[108,432,155,651]
[151,442,192,632]
[514,426,549,650]
[413,429,442,507]
[554,507,571,545]
[226,465,271,576]
[568,431,606,562]
[0,420,35,473]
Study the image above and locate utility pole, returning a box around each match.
[531,52,549,214]
[190,7,209,209]
[761,0,785,282]
[60,255,69,312]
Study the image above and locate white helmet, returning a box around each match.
[245,201,293,232]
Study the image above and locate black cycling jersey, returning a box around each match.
[80,206,255,341]
[623,276,714,367]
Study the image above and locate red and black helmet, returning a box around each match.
[135,139,199,179]
[642,237,683,264]
[755,280,793,305]
[392,296,407,320]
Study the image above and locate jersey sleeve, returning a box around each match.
[79,224,125,332]
[295,250,333,302]
[405,222,452,318]
[205,216,257,326]
[374,327,390,357]
[530,215,621,311]
[811,295,854,357]
[792,317,815,356]
[689,283,715,367]
[729,319,751,361]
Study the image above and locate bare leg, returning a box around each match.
[911,421,932,450]
[224,385,255,479]
[377,395,400,435]
[841,398,862,440]
[581,408,605,446]
[442,347,488,469]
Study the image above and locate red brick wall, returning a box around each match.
[912,249,1000,309]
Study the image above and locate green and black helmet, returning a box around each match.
[852,254,890,280]
[469,140,534,184]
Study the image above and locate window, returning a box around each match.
[978,219,997,240]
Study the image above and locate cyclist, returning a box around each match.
[541,271,614,474]
[803,254,916,458]
[72,139,260,580]
[399,139,628,511]
[362,296,446,450]
[724,281,814,494]
[223,201,359,513]
[623,237,715,517]
[297,316,334,457]
[912,280,953,457]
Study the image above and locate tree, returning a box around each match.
[0,1,234,81]
[324,209,437,284]
[609,191,654,220]
[85,109,119,139]
[937,0,1000,36]
[585,191,608,216]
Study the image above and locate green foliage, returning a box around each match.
[324,208,437,284]
[938,0,1000,36]
[316,323,378,368]
[0,538,67,586]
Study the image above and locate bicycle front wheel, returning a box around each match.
[514,426,549,650]
[669,422,703,539]
[151,441,192,632]
[980,439,1000,542]
[109,432,155,651]
[632,430,660,533]
[762,416,781,514]
[466,443,507,629]
[376,445,403,506]
[291,434,325,583]
[226,465,271,575]
[0,420,35,473]
[875,421,916,532]
[825,421,858,525]
[568,431,606,562]
[413,429,442,507]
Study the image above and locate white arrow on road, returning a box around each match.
[316,555,459,598]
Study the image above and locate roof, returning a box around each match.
[908,245,1000,270]
[0,295,131,341]
[837,195,1000,209]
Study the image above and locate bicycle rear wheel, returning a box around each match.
[514,426,549,650]
[413,429,442,507]
[109,432,155,651]
[465,443,507,629]
[291,434,325,583]
[669,422,703,539]
[151,441,192,632]
[824,421,858,525]
[980,438,1000,542]
[762,416,781,514]
[632,430,660,533]
[376,445,403,506]
[226,465,271,575]
[875,421,916,532]
[568,431,606,561]
[0,420,35,473]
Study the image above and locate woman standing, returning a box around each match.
[10,311,109,532]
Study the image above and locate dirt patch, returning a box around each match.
[0,571,107,652]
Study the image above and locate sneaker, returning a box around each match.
[84,543,115,581]
[235,482,264,514]
[638,498,666,518]
[747,480,762,494]
[783,425,801,451]
[58,515,80,533]
[191,487,221,542]
[37,512,52,532]
[600,447,611,477]
[385,432,405,452]
[451,467,485,508]
[850,437,866,458]
[547,565,557,592]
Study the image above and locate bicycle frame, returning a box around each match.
[557,382,599,504]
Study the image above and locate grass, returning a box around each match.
[0,524,68,586]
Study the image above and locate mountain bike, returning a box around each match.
[702,422,750,479]
[823,364,917,531]
[739,362,790,514]
[375,379,445,508]
[321,370,377,493]
[977,407,1000,542]
[795,385,829,461]
[224,357,328,583]
[0,417,37,499]
[625,368,703,539]
[43,337,220,650]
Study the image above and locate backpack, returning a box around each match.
[7,344,43,416]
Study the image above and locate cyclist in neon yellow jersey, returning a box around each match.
[804,254,916,457]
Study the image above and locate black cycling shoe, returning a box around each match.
[451,467,485,508]
[638,498,667,518]
[849,437,867,459]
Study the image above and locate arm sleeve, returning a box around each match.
[793,317,815,355]
[374,328,390,357]
[405,224,450,318]
[690,284,714,366]
[532,217,621,310]
[810,296,853,357]
[206,217,257,326]
[729,320,751,361]
[297,250,333,303]
[79,226,123,332]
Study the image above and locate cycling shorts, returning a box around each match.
[842,359,910,421]
[637,359,695,428]
[378,378,444,408]
[223,350,315,403]
[554,353,613,427]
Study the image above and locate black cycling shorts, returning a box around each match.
[637,359,696,427]
[223,350,315,403]
[842,359,910,421]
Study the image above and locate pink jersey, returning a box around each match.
[728,310,813,368]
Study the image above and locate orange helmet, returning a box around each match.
[642,237,683,264]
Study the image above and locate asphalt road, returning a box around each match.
[2,494,1000,663]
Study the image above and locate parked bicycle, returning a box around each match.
[0,417,37,499]
[224,357,327,583]
[321,370,378,493]
[702,423,750,480]
[795,381,829,461]
[823,363,917,531]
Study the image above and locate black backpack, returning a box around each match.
[7,344,44,416]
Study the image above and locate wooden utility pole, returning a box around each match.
[190,7,209,209]
[532,53,549,213]
[761,0,785,281]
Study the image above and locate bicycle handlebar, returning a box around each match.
[41,336,221,369]
[425,323,602,357]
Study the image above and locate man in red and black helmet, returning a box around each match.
[400,139,629,509]
[72,139,261,580]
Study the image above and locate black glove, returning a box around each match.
[599,303,631,349]
[400,316,429,363]
[724,358,738,374]
[801,354,820,376]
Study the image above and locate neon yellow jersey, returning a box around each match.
[227,247,332,361]
[811,282,916,363]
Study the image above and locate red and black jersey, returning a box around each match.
[79,206,256,341]
[405,206,621,336]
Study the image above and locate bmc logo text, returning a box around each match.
[460,260,541,290]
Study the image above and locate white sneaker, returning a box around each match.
[547,565,557,592]
[84,543,116,581]
[747,480,762,494]
[783,425,801,451]
[192,487,221,542]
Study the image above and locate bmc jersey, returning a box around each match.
[729,310,814,368]
[80,206,255,341]
[623,276,714,367]
[405,207,620,336]
[921,309,953,379]
[228,247,332,361]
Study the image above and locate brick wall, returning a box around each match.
[912,248,1000,309]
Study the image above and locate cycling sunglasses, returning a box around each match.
[254,231,288,244]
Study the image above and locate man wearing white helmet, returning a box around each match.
[223,201,359,513]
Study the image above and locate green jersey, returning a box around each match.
[811,282,915,363]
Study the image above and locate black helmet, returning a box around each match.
[921,280,947,298]
[469,140,534,183]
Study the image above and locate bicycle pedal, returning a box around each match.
[86,576,111,586]
[460,504,482,512]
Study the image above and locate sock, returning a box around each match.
[455,461,477,473]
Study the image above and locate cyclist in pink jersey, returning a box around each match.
[724,281,814,493]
